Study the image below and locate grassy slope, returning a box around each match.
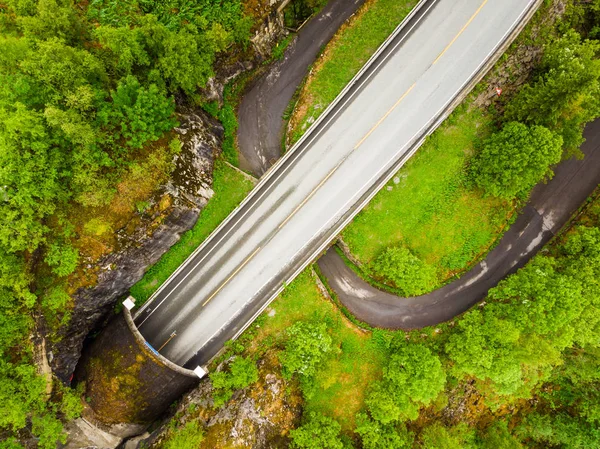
[243,270,387,431]
[130,161,255,303]
[342,108,513,280]
[288,0,527,290]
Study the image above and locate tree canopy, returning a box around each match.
[369,246,438,296]
[366,344,446,423]
[470,122,563,199]
[0,0,253,444]
[505,30,600,154]
[289,412,346,449]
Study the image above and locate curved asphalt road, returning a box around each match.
[134,0,539,368]
[318,123,600,328]
[238,0,365,175]
[238,0,600,329]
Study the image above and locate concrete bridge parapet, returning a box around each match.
[73,303,201,440]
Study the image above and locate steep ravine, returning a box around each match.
[50,108,224,383]
[50,0,288,385]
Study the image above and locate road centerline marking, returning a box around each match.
[157,331,177,352]
[202,246,262,307]
[278,161,343,230]
[353,83,417,150]
[433,0,488,65]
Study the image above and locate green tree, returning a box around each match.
[366,344,446,423]
[98,75,176,149]
[355,413,414,449]
[369,246,437,295]
[0,103,63,253]
[290,412,345,449]
[17,0,84,44]
[470,122,563,199]
[505,30,600,153]
[163,421,204,449]
[478,421,523,449]
[446,257,583,396]
[280,321,333,379]
[517,412,600,449]
[44,243,79,277]
[209,356,258,407]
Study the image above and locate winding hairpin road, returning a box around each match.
[237,0,600,329]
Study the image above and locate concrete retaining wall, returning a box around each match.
[74,310,198,428]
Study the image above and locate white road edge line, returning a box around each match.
[134,0,439,324]
[194,0,538,363]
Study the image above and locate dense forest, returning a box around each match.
[0,0,252,446]
[2,0,600,448]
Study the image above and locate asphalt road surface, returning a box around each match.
[238,0,365,176]
[134,0,539,369]
[319,120,600,328]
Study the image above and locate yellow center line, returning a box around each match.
[433,0,488,65]
[278,160,343,230]
[202,246,262,307]
[353,83,417,150]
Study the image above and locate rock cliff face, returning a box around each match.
[48,0,288,384]
[137,352,302,449]
[200,0,287,104]
[50,109,223,382]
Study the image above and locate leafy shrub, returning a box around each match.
[470,122,563,200]
[290,412,345,449]
[44,243,79,277]
[355,413,414,449]
[279,321,333,378]
[366,344,446,423]
[99,75,176,149]
[162,421,204,449]
[369,246,437,296]
[209,356,258,407]
[505,30,600,154]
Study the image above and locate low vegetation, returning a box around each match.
[291,0,600,296]
[130,161,254,303]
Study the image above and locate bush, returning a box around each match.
[470,122,563,200]
[162,421,204,449]
[209,356,258,407]
[355,413,414,449]
[289,412,345,449]
[505,30,600,154]
[369,246,437,296]
[279,321,333,379]
[366,344,446,423]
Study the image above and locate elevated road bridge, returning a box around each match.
[132,0,540,370]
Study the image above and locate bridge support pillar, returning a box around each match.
[73,307,199,437]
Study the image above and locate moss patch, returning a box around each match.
[239,270,388,432]
[130,160,255,304]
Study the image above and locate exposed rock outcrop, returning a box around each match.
[50,109,223,383]
[134,352,302,449]
[199,0,288,104]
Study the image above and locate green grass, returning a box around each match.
[286,0,523,291]
[242,270,388,431]
[288,0,419,145]
[341,107,515,283]
[130,160,254,303]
